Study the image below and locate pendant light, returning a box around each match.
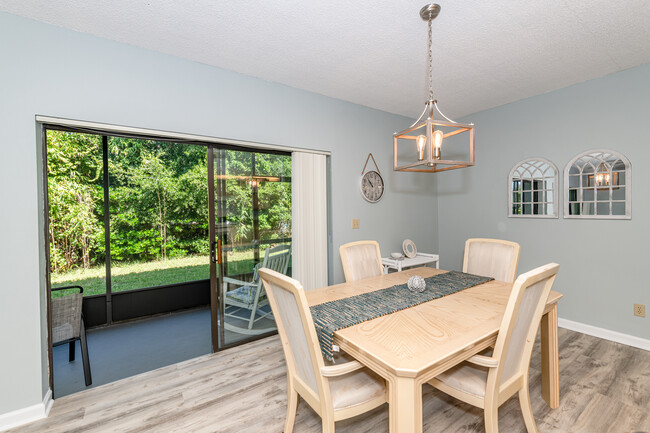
[393,4,475,173]
[595,162,611,187]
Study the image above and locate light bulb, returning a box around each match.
[432,129,444,159]
[416,134,426,161]
[595,162,610,187]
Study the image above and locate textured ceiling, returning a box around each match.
[1,0,650,118]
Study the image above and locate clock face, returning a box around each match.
[360,170,384,203]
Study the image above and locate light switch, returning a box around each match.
[352,219,360,229]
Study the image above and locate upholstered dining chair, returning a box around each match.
[339,240,384,282]
[428,262,559,433]
[463,238,521,283]
[259,268,387,433]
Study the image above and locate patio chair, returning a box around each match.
[259,268,387,433]
[339,240,383,282]
[51,285,92,386]
[222,244,291,335]
[427,263,559,433]
[463,238,521,283]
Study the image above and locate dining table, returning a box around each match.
[305,266,562,433]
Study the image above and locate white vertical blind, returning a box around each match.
[291,152,328,291]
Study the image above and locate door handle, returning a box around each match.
[210,240,222,264]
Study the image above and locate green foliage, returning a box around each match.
[47,131,104,272]
[47,130,292,293]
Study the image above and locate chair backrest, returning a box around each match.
[262,244,291,275]
[339,240,383,282]
[463,238,521,283]
[259,268,327,406]
[51,293,83,344]
[491,263,559,389]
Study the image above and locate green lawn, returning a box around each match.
[52,253,256,297]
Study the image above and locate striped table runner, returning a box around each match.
[310,271,493,360]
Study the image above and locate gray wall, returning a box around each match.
[437,62,650,340]
[0,12,438,416]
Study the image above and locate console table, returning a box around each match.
[382,252,439,273]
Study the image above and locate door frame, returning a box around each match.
[40,117,310,392]
[207,145,292,351]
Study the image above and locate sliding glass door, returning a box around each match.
[209,147,291,348]
[46,128,211,328]
[46,126,290,357]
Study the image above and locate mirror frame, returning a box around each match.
[508,157,559,219]
[563,149,631,220]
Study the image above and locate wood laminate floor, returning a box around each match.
[9,329,650,433]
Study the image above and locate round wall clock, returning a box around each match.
[360,153,385,203]
[360,170,385,203]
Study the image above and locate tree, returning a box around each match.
[47,130,292,279]
[47,131,103,271]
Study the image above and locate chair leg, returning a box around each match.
[321,418,335,433]
[79,320,92,386]
[484,402,499,433]
[68,340,75,362]
[519,382,539,433]
[247,308,257,330]
[248,287,262,330]
[284,386,298,433]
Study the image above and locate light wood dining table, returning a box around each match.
[305,267,562,433]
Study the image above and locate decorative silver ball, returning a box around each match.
[407,275,426,293]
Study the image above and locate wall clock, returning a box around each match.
[360,153,384,203]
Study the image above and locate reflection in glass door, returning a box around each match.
[209,147,292,348]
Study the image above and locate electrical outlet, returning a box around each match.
[634,303,646,318]
[352,218,360,229]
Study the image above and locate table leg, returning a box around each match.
[389,377,422,433]
[541,303,560,408]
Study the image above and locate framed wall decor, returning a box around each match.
[508,158,559,218]
[564,149,631,219]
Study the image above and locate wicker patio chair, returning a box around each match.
[51,285,92,386]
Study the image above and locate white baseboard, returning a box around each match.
[558,318,650,351]
[0,389,52,432]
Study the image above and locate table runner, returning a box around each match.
[310,271,493,360]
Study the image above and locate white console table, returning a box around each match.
[382,252,440,273]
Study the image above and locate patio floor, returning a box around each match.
[53,306,275,398]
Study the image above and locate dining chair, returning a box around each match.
[427,262,559,433]
[339,240,384,282]
[259,268,387,433]
[463,238,521,283]
[51,285,92,386]
[222,244,291,335]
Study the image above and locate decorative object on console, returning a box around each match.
[360,153,384,203]
[402,239,417,258]
[407,275,426,293]
[393,4,475,173]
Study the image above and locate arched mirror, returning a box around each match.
[509,158,558,218]
[564,149,631,219]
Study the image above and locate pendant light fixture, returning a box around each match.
[393,4,475,173]
[594,162,611,187]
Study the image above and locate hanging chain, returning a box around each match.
[427,15,433,102]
